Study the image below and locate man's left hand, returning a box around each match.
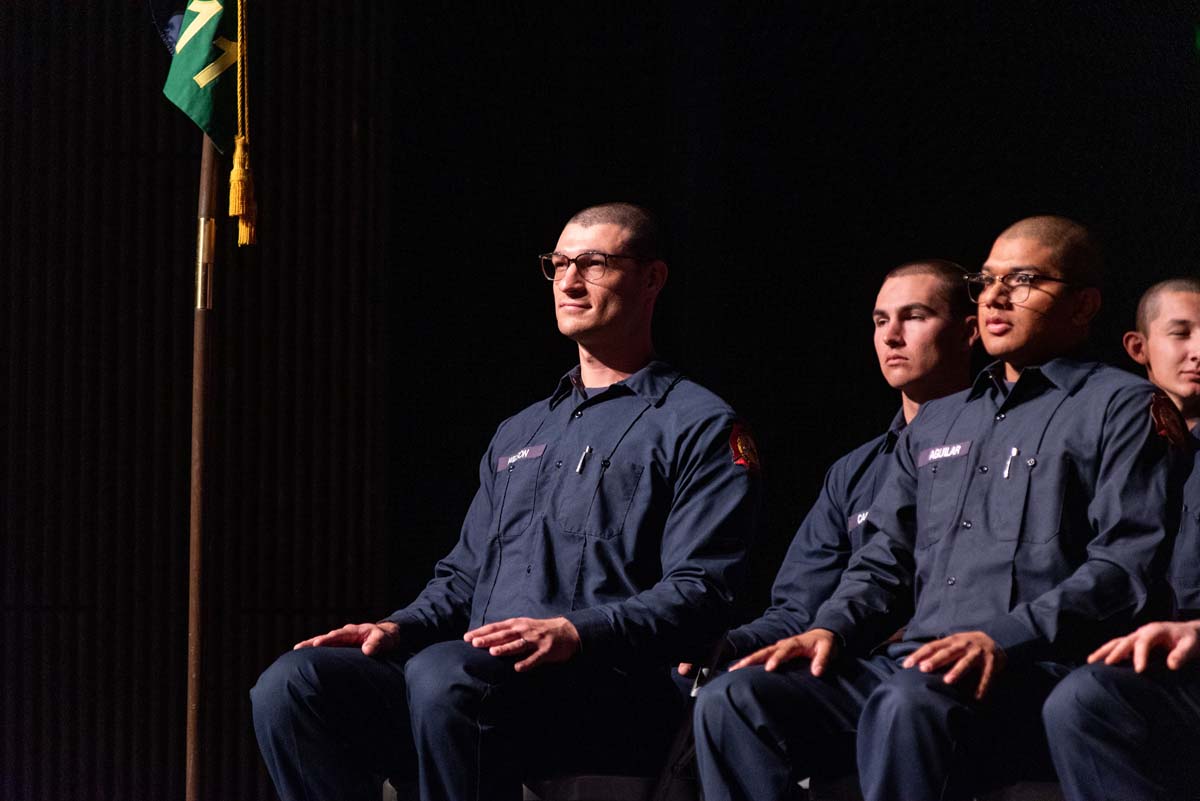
[464,616,581,672]
[902,631,1007,700]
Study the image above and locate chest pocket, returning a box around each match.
[984,451,1063,543]
[556,461,646,540]
[493,454,545,538]
[915,444,971,548]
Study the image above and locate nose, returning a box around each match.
[557,261,587,294]
[883,318,904,346]
[979,280,1008,307]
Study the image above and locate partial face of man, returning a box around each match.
[551,222,656,347]
[977,236,1087,369]
[873,273,971,396]
[1131,291,1200,412]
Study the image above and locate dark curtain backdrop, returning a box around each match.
[3,3,1198,800]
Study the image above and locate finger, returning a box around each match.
[765,644,793,672]
[513,643,549,673]
[1166,631,1198,670]
[489,638,534,657]
[463,621,508,642]
[811,637,832,676]
[1103,637,1136,666]
[975,652,997,701]
[1133,633,1156,673]
[731,647,773,671]
[361,627,389,656]
[678,663,693,676]
[941,648,979,685]
[919,644,964,673]
[1088,638,1120,664]
[903,642,936,669]
[470,628,524,648]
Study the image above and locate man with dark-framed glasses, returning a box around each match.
[694,216,1175,801]
[250,202,762,801]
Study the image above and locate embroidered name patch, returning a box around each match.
[917,440,971,467]
[848,510,870,531]
[497,443,546,471]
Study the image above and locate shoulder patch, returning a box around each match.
[730,422,761,472]
[1151,391,1188,447]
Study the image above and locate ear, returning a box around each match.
[644,259,668,298]
[1123,330,1150,366]
[1071,287,1102,327]
[962,314,980,351]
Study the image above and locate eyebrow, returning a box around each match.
[1160,318,1196,327]
[873,303,938,318]
[980,265,1049,275]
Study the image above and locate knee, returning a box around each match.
[693,668,777,735]
[866,669,950,726]
[403,641,489,722]
[250,648,323,723]
[1042,664,1122,737]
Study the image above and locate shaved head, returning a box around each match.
[1136,277,1200,333]
[884,259,973,320]
[566,202,663,261]
[996,215,1102,287]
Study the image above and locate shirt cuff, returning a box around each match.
[565,607,614,658]
[978,614,1039,663]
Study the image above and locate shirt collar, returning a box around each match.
[967,356,1096,400]
[549,360,682,408]
[883,408,907,450]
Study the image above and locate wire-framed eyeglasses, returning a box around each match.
[963,272,1074,303]
[539,251,641,282]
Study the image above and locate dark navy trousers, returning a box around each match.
[251,639,682,801]
[692,646,1064,801]
[1043,662,1200,801]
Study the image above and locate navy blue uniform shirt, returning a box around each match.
[725,411,906,658]
[812,358,1172,664]
[1167,430,1200,617]
[384,360,762,666]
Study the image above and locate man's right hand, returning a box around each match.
[293,621,402,657]
[1088,620,1200,672]
[729,629,838,675]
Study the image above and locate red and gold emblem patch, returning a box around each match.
[730,422,761,472]
[1151,391,1188,447]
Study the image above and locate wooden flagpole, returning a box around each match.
[186,134,220,801]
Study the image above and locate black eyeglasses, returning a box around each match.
[963,272,1074,303]
[539,251,641,282]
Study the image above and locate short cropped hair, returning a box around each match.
[567,202,663,261]
[1135,277,1200,333]
[996,215,1103,288]
[884,259,974,320]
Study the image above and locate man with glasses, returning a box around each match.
[693,216,1174,801]
[250,202,761,801]
[1042,278,1200,801]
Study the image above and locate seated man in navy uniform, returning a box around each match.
[1042,278,1200,801]
[693,216,1175,801]
[678,259,978,677]
[251,202,762,801]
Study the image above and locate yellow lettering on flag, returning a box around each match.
[175,0,224,54]
[193,36,238,88]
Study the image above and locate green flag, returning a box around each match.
[162,0,238,153]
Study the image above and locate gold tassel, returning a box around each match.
[238,198,257,246]
[228,135,252,216]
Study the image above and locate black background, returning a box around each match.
[3,3,1199,799]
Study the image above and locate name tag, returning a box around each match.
[847,510,870,531]
[917,440,971,467]
[497,443,546,471]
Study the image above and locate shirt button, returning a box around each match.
[507,464,515,472]
[961,520,972,529]
[978,465,989,474]
[995,413,1006,421]
[526,565,532,574]
[947,576,957,586]
[1026,457,1037,467]
[555,460,563,469]
[572,410,583,419]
